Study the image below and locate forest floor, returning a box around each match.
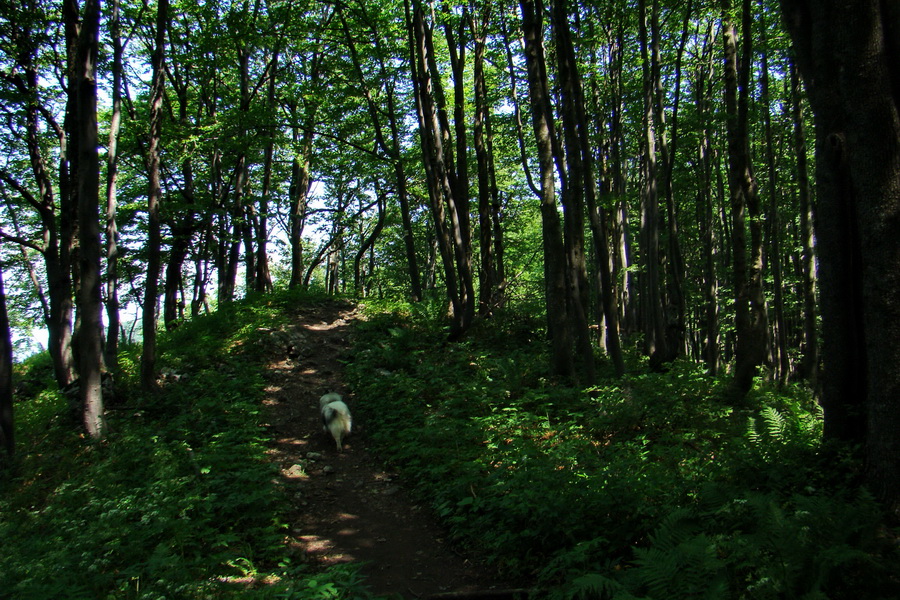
[260,300,518,598]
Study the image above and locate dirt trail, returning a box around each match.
[261,301,516,598]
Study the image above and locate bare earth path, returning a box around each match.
[260,301,518,598]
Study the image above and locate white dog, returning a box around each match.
[319,392,352,452]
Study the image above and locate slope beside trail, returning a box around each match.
[260,300,520,598]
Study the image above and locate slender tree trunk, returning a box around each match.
[789,60,818,387]
[722,0,768,393]
[471,11,499,315]
[408,0,467,338]
[759,11,789,384]
[256,50,277,294]
[553,0,598,382]
[104,0,122,371]
[342,7,422,300]
[439,5,476,339]
[354,192,386,294]
[0,267,14,462]
[141,0,168,391]
[520,0,574,378]
[638,0,668,368]
[658,0,691,360]
[696,21,720,375]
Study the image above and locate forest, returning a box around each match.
[1,0,900,597]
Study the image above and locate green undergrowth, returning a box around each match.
[345,300,899,599]
[0,288,380,600]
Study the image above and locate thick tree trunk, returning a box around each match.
[288,106,313,289]
[553,0,604,382]
[780,0,900,512]
[74,0,104,437]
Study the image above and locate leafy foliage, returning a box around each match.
[0,289,382,599]
[345,302,899,599]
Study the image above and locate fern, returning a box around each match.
[761,406,788,440]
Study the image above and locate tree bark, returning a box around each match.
[104,0,122,371]
[722,0,768,393]
[759,10,789,385]
[789,60,818,387]
[780,0,900,512]
[141,0,168,391]
[73,0,104,437]
[0,267,14,462]
[520,0,574,378]
[638,0,669,369]
[553,0,601,382]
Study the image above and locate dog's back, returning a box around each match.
[320,393,352,451]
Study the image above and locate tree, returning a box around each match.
[71,0,105,438]
[780,0,900,512]
[141,0,168,391]
[722,0,768,393]
[0,266,14,463]
[520,0,575,378]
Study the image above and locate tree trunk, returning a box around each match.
[0,267,14,462]
[73,0,104,438]
[722,0,768,393]
[104,0,122,371]
[342,6,422,301]
[472,10,498,316]
[288,102,313,289]
[141,0,168,391]
[759,11,789,385]
[553,0,599,382]
[780,0,900,511]
[520,0,574,378]
[789,60,819,387]
[408,0,469,339]
[695,20,720,375]
[638,0,668,369]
